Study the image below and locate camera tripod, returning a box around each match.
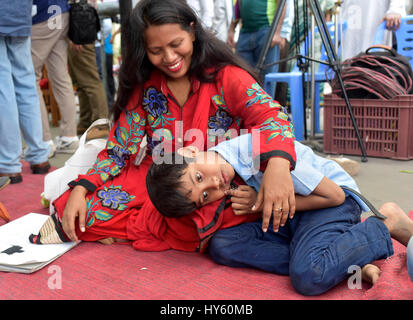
[256,0,368,162]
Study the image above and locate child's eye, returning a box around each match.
[202,191,208,200]
[196,172,202,182]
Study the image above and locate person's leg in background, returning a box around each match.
[31,12,78,155]
[68,42,108,135]
[95,41,103,80]
[235,31,257,70]
[0,36,25,181]
[255,27,281,97]
[0,36,50,183]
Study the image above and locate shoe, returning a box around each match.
[0,176,10,191]
[55,136,79,154]
[0,202,11,223]
[46,140,56,159]
[30,161,51,174]
[329,156,360,176]
[0,172,22,184]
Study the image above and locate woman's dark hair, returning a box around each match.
[110,0,259,122]
[146,152,197,218]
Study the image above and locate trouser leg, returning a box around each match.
[288,197,394,296]
[209,219,293,275]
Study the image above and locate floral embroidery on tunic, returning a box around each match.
[85,186,135,227]
[209,87,233,137]
[97,185,135,210]
[246,83,281,108]
[85,196,113,227]
[260,117,295,143]
[87,110,146,181]
[143,86,175,128]
[246,83,291,121]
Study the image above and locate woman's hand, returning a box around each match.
[226,185,258,215]
[62,185,88,243]
[253,157,296,233]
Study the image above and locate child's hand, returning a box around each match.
[226,185,259,215]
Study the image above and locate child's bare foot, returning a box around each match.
[361,264,381,285]
[379,202,413,246]
[98,237,129,245]
[98,237,115,245]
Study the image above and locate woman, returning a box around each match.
[55,0,296,249]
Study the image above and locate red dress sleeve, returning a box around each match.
[69,88,147,192]
[217,66,296,169]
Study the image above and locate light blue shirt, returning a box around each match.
[210,134,370,212]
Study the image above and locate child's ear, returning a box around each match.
[177,145,199,158]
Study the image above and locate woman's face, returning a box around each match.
[144,23,195,81]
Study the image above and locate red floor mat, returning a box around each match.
[0,162,411,300]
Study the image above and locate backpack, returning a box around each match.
[331,45,413,99]
[68,0,101,45]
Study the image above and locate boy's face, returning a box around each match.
[178,148,235,208]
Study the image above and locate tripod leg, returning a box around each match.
[255,0,287,78]
[309,0,368,161]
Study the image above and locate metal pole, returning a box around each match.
[119,0,132,58]
[309,0,368,161]
[255,0,287,79]
[310,13,316,138]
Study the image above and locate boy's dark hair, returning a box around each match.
[146,152,197,218]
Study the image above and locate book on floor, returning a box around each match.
[0,213,78,273]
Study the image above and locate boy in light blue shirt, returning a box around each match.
[147,133,413,295]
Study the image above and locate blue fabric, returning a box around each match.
[210,134,370,212]
[236,27,280,74]
[32,0,70,25]
[0,0,33,37]
[102,18,113,54]
[407,236,413,281]
[209,197,394,296]
[104,35,113,55]
[0,36,50,172]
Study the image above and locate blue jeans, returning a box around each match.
[0,36,49,173]
[209,197,394,296]
[407,237,413,281]
[236,27,281,75]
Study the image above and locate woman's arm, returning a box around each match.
[217,66,296,232]
[69,90,147,192]
[62,89,147,239]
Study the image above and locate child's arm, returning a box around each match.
[227,177,345,214]
[294,176,345,211]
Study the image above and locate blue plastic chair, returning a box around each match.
[264,22,347,141]
[373,15,413,67]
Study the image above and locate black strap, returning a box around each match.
[341,186,387,220]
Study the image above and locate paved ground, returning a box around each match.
[48,126,413,215]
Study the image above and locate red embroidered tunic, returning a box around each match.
[53,65,296,252]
